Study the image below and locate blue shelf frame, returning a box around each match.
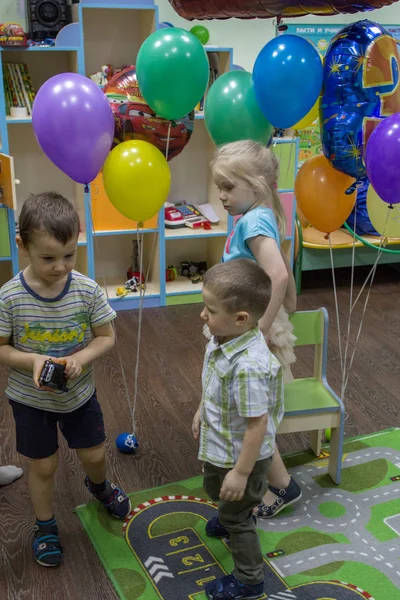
[0,43,83,275]
[0,4,297,311]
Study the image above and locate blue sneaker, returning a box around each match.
[254,476,302,519]
[206,515,229,538]
[205,573,265,599]
[85,477,131,519]
[32,518,62,567]
[206,515,257,538]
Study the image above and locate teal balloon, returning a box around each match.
[204,71,273,146]
[190,25,210,45]
[136,28,209,120]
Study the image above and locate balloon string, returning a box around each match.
[285,131,295,184]
[131,228,145,434]
[341,206,390,395]
[328,233,344,382]
[129,120,171,434]
[165,121,172,161]
[87,192,134,432]
[341,205,357,401]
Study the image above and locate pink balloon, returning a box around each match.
[33,73,114,184]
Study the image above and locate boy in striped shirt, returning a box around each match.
[0,193,130,567]
[193,259,284,600]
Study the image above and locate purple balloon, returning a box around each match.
[32,73,115,184]
[366,113,400,205]
[232,64,245,71]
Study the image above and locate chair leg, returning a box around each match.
[328,426,343,484]
[310,429,323,457]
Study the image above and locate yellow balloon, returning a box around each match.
[367,185,400,238]
[293,98,319,131]
[103,140,171,223]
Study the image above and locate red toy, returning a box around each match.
[127,240,145,284]
[104,66,194,160]
[166,265,178,282]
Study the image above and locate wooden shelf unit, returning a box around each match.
[0,1,298,312]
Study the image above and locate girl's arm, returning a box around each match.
[281,250,297,314]
[247,236,289,335]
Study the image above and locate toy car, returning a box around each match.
[191,274,203,284]
[180,260,207,278]
[39,359,68,392]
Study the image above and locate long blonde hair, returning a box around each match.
[211,140,286,241]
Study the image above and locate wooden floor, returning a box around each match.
[1,265,399,599]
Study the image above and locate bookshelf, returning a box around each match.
[0,0,298,312]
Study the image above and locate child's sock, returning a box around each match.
[0,465,23,486]
[86,478,107,493]
[33,516,62,567]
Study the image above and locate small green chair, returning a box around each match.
[277,308,345,484]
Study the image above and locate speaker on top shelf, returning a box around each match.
[27,0,72,41]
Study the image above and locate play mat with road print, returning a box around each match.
[76,428,400,600]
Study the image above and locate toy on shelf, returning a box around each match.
[164,202,217,229]
[4,63,35,116]
[166,265,178,281]
[0,23,28,47]
[116,276,145,298]
[116,286,129,298]
[90,65,114,87]
[127,240,145,283]
[191,274,203,284]
[125,277,145,293]
[104,66,194,159]
[181,260,207,283]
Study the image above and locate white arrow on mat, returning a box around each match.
[145,556,165,568]
[154,571,174,584]
[149,564,170,577]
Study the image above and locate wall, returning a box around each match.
[157,1,400,71]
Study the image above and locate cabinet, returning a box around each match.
[0,0,298,311]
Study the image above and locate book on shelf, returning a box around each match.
[4,63,36,116]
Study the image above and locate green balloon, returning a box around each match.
[205,71,273,146]
[190,25,210,45]
[136,28,209,121]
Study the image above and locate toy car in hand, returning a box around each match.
[39,359,68,392]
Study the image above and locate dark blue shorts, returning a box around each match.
[9,393,106,459]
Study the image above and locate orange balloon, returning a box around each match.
[295,155,356,234]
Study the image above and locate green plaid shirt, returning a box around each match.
[199,328,284,468]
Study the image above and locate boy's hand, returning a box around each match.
[220,469,248,502]
[192,410,201,440]
[56,356,82,380]
[32,354,55,390]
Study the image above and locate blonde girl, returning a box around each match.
[208,139,301,518]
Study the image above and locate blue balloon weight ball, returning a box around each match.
[116,433,139,454]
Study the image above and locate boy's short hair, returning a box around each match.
[203,259,272,320]
[19,192,80,246]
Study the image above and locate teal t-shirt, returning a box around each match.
[223,207,280,263]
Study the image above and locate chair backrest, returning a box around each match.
[289,309,328,379]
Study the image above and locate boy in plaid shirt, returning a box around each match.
[193,259,284,600]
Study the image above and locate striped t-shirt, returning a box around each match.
[0,270,116,413]
[199,328,284,468]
